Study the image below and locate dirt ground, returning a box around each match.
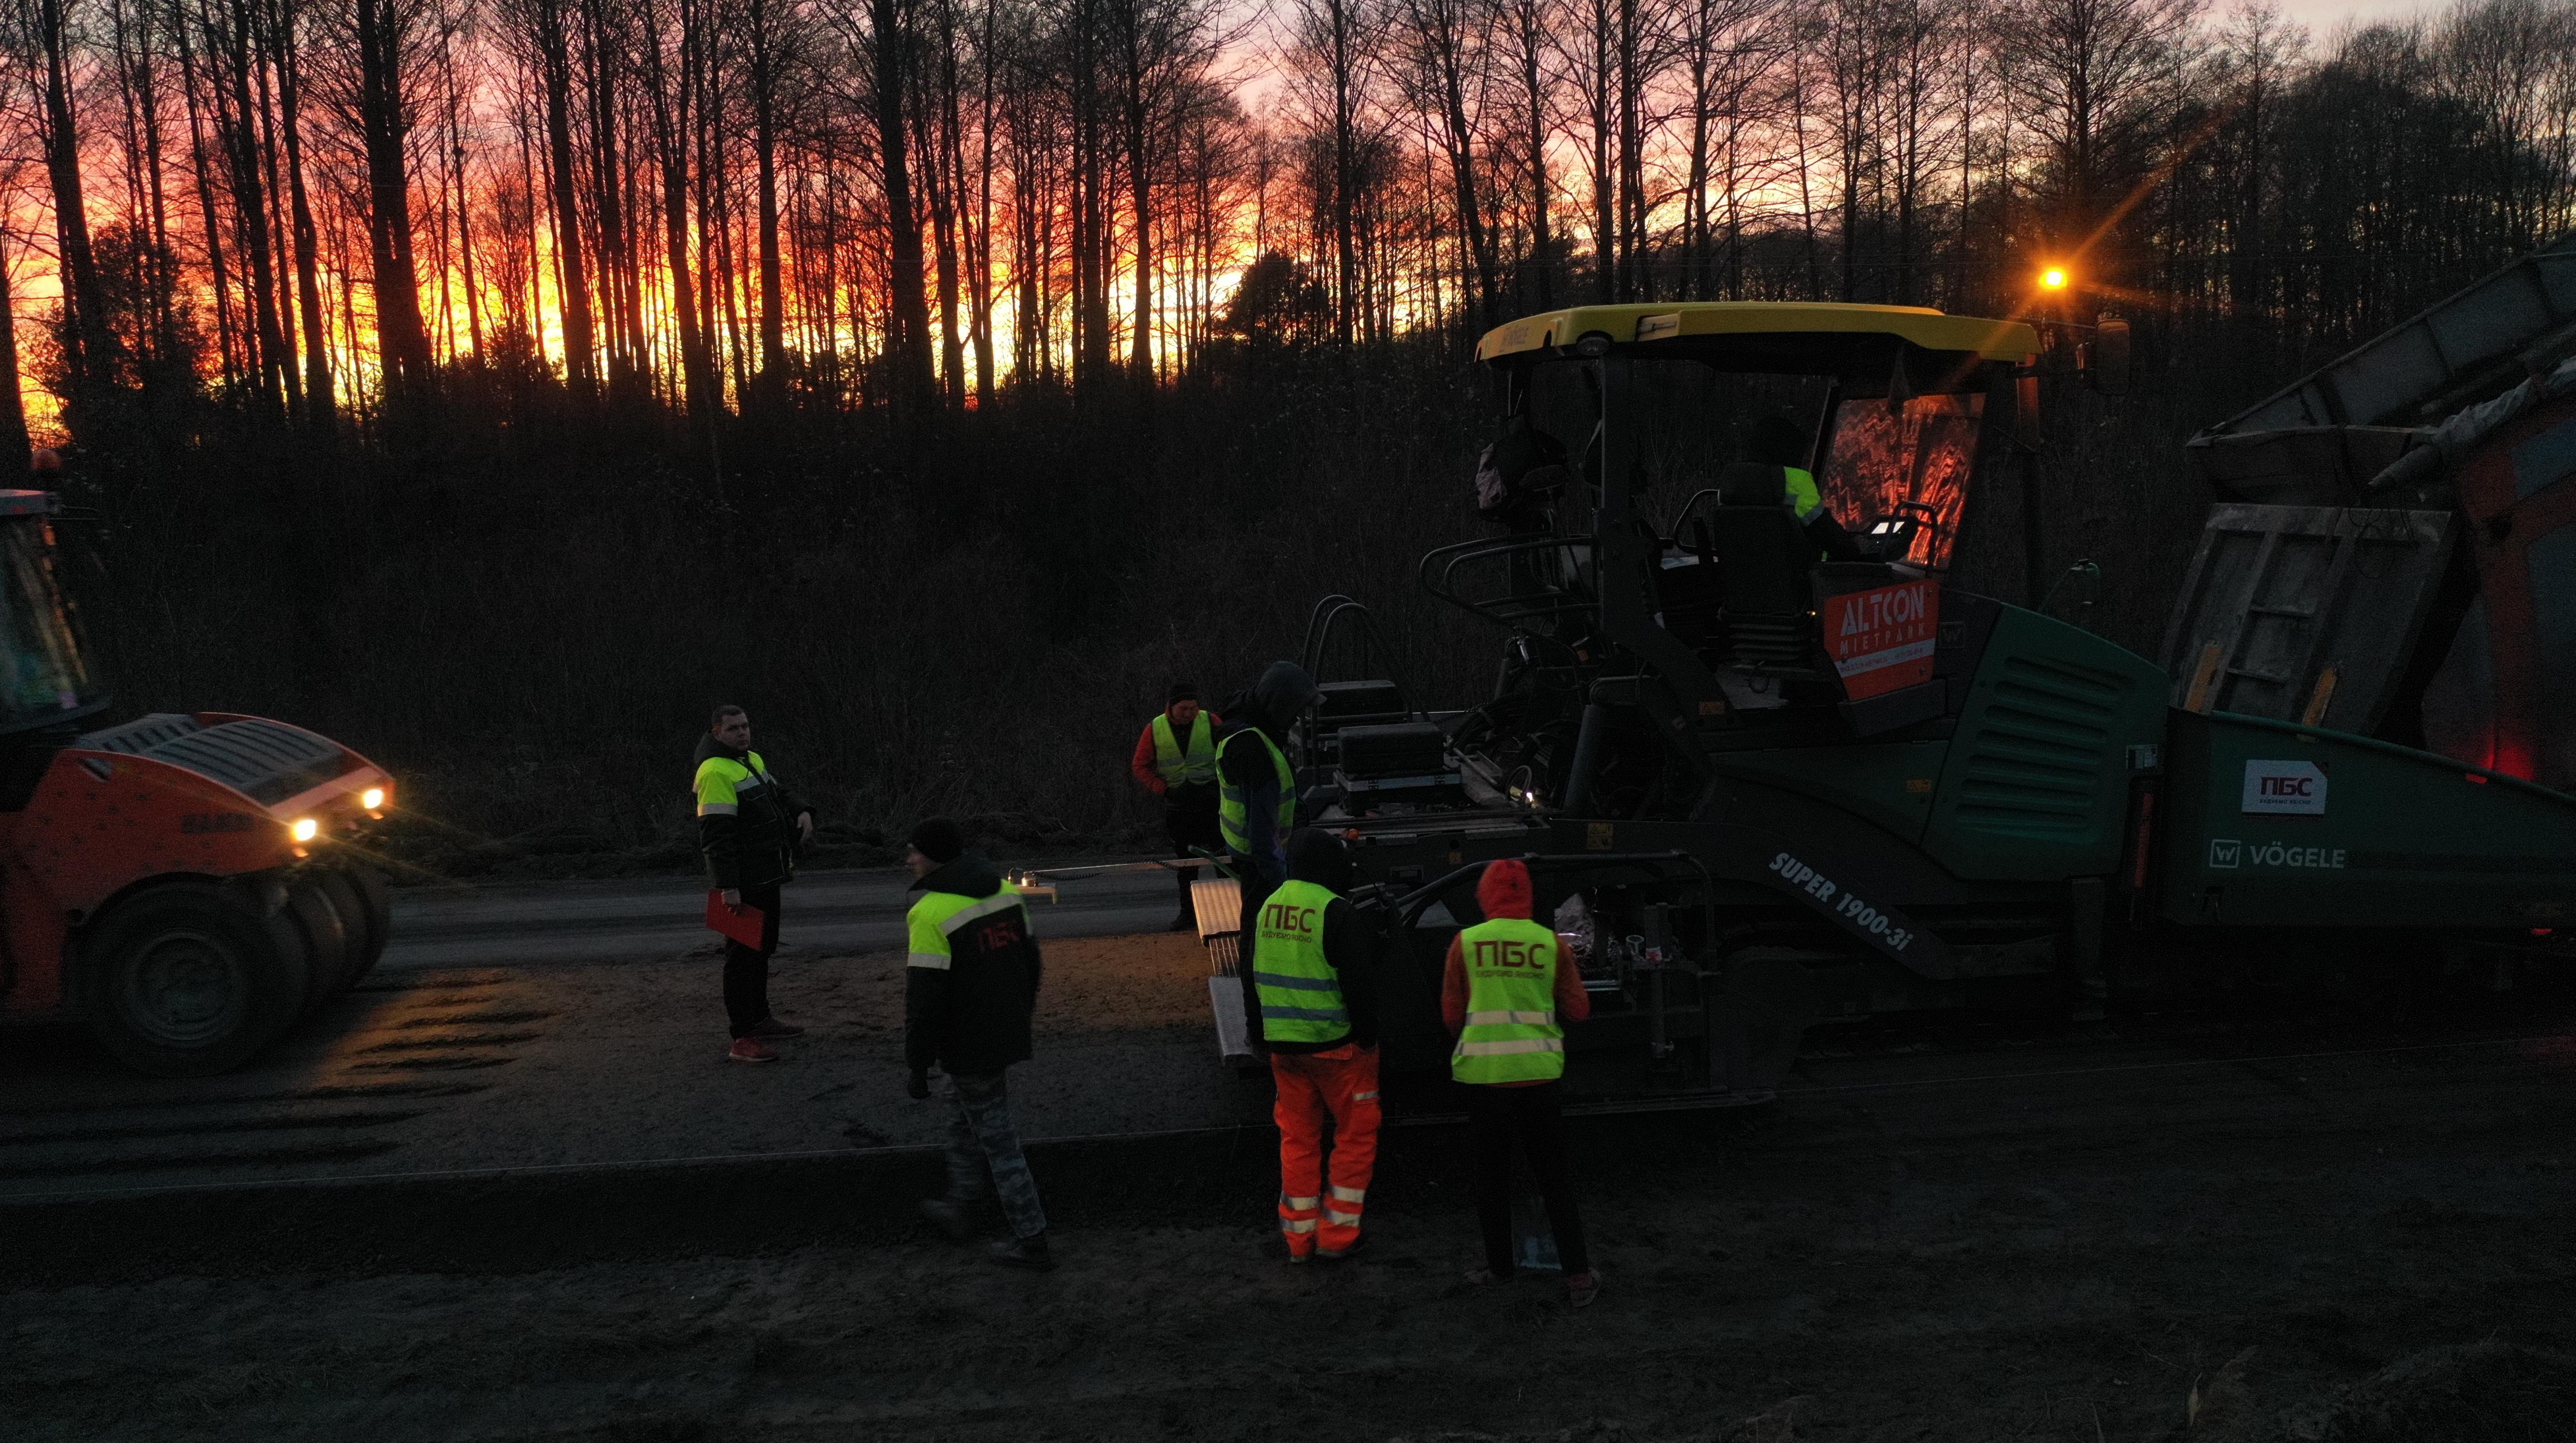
[12,982,2576,1441]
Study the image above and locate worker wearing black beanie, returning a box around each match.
[909,816,964,864]
[902,816,1053,1270]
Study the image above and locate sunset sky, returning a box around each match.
[2280,0,2449,27]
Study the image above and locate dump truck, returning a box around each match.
[0,490,395,1076]
[1124,283,2576,1099]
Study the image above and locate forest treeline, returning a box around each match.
[7,0,2576,426]
[7,0,2576,860]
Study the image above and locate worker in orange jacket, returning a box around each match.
[1130,684,1222,931]
[1245,828,1379,1261]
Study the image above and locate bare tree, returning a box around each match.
[1282,0,1383,342]
[2001,0,2205,264]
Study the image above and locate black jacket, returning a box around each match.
[693,735,813,890]
[904,854,1044,1076]
[1242,829,1379,1054]
[1215,662,1320,886]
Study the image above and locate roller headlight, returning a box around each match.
[291,817,320,842]
[360,787,385,811]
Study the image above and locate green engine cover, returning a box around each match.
[1921,605,2169,880]
[2160,710,2576,931]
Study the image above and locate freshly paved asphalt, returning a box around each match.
[0,862,1240,1203]
[379,863,1191,969]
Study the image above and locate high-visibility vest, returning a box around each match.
[692,750,775,818]
[1450,917,1565,1085]
[1151,711,1219,786]
[1782,466,1826,524]
[1216,728,1295,856]
[906,887,1034,971]
[1251,878,1347,1045]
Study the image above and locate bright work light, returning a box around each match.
[361,787,385,811]
[291,817,319,842]
[2040,267,2069,290]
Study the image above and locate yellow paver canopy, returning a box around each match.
[1474,302,2039,367]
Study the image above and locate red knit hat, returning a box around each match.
[1478,858,1533,921]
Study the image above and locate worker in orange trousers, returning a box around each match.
[1243,828,1380,1261]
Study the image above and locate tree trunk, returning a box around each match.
[38,0,116,407]
[0,230,31,469]
[210,0,288,421]
[532,0,594,395]
[921,1,964,407]
[354,0,434,400]
[968,0,995,403]
[749,0,785,399]
[1119,13,1151,388]
[638,0,715,434]
[269,0,333,432]
[869,0,935,415]
[169,0,240,389]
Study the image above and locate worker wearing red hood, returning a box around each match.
[1443,857,1600,1307]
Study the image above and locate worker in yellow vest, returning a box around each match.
[1129,683,1222,931]
[1725,411,1860,562]
[1442,857,1600,1308]
[1215,661,1318,950]
[694,704,816,1063]
[1244,829,1379,1262]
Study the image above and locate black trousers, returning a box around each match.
[723,880,782,1038]
[1165,787,1221,912]
[1468,1080,1590,1276]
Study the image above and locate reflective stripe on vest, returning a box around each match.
[1216,728,1295,856]
[1151,711,1219,786]
[1450,917,1564,1085]
[1251,878,1346,1044]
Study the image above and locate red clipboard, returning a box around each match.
[706,890,767,948]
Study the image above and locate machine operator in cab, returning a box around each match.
[1243,829,1380,1262]
[1444,857,1601,1308]
[1721,411,1861,562]
[1130,683,1222,932]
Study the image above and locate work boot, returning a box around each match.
[748,1017,806,1039]
[1565,1270,1603,1309]
[1168,909,1196,933]
[917,1197,976,1242]
[988,1232,1056,1271]
[1316,1234,1367,1263]
[727,1038,778,1064]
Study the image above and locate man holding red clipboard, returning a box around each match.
[695,706,816,1062]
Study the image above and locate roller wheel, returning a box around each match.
[279,877,353,1011]
[82,882,310,1077]
[313,870,377,995]
[338,864,392,981]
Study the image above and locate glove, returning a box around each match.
[906,1069,931,1100]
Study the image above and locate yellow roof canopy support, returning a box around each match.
[1474,302,2040,367]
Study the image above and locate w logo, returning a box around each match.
[2208,839,2243,870]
